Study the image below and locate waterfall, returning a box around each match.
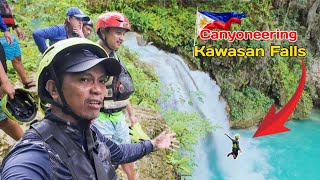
[124,32,271,180]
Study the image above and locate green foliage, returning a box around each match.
[223,85,274,122]
[12,0,88,28]
[293,91,313,119]
[89,0,196,50]
[87,0,147,13]
[117,47,160,110]
[163,109,214,175]
[270,56,312,119]
[122,5,195,49]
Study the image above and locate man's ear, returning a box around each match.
[46,80,59,100]
[67,16,71,23]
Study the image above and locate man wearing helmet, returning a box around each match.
[94,12,138,180]
[225,133,242,159]
[82,20,94,38]
[0,38,178,179]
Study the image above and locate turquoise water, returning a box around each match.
[206,111,320,180]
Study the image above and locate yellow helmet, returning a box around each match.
[1,88,38,123]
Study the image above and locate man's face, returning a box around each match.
[104,27,127,50]
[61,64,108,120]
[83,25,93,38]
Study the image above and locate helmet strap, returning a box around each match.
[47,65,88,124]
[98,28,113,52]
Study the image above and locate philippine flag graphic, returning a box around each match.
[196,11,246,36]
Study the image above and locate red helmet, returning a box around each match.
[96,12,131,32]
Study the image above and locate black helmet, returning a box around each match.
[1,88,38,123]
[83,20,93,27]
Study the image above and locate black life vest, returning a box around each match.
[32,119,117,180]
[109,52,134,101]
[103,52,134,111]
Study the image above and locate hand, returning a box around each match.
[151,131,179,151]
[1,81,15,99]
[4,31,13,46]
[73,24,84,38]
[129,114,139,127]
[15,27,24,40]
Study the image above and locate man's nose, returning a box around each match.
[119,34,125,41]
[91,81,105,95]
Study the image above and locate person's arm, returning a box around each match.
[224,133,233,140]
[115,131,177,164]
[1,143,52,179]
[0,16,9,32]
[126,102,138,127]
[0,61,15,99]
[10,13,24,40]
[92,125,178,164]
[109,137,154,165]
[0,17,13,45]
[91,125,151,164]
[14,26,24,40]
[32,25,61,53]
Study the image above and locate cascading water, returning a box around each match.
[123,32,271,180]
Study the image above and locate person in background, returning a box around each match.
[32,7,90,53]
[94,12,138,180]
[0,16,23,141]
[82,20,93,38]
[0,2,35,89]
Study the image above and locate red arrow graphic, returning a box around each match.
[253,58,306,138]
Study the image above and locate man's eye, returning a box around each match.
[80,78,89,83]
[100,77,110,84]
[100,80,107,84]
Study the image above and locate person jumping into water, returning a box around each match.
[225,133,242,159]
